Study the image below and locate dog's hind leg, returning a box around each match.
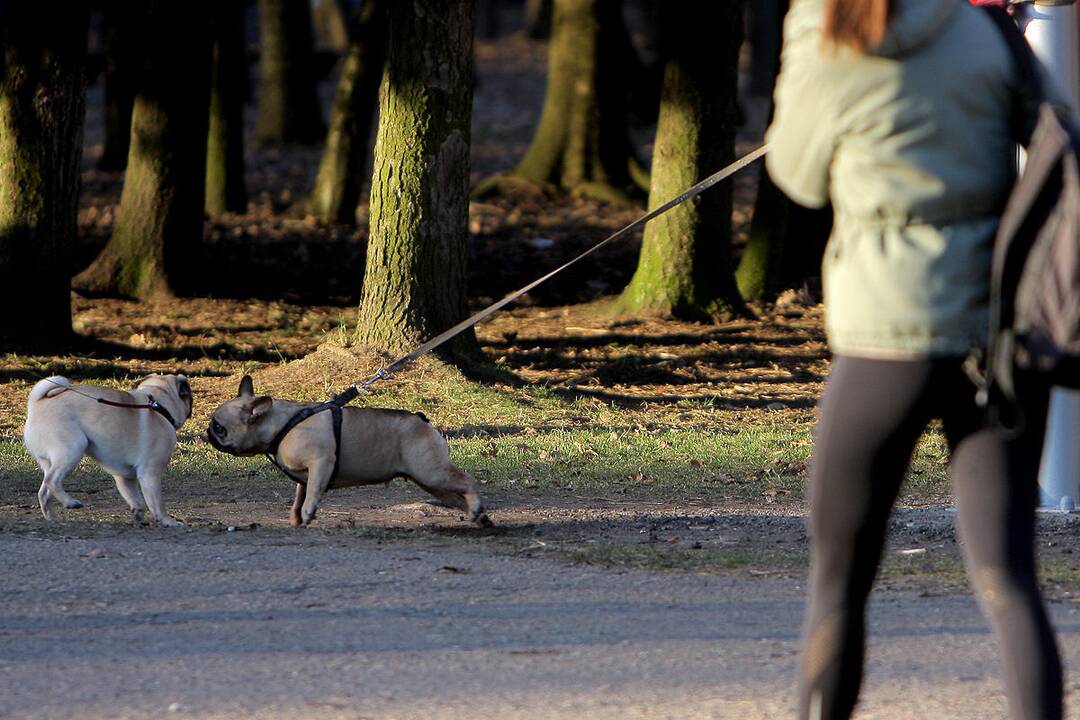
[413,464,492,527]
[40,444,87,515]
[112,474,147,524]
[37,481,56,521]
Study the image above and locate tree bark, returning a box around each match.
[736,0,831,302]
[309,0,387,225]
[0,2,88,349]
[614,1,747,321]
[206,0,249,216]
[481,0,643,203]
[525,0,553,39]
[254,0,326,147]
[355,0,479,361]
[97,0,142,172]
[73,1,211,300]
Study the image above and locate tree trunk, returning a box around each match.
[309,0,387,225]
[206,0,249,216]
[355,0,479,361]
[485,0,643,203]
[254,0,326,147]
[97,0,142,172]
[0,2,87,350]
[525,0,553,39]
[73,1,211,300]
[614,1,747,321]
[736,0,831,303]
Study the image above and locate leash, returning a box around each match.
[36,377,180,429]
[329,143,770,406]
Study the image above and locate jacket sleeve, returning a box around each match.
[764,1,838,209]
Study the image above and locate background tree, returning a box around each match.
[74,1,212,300]
[254,0,326,147]
[736,0,831,303]
[613,1,747,321]
[0,1,88,349]
[96,0,142,172]
[478,0,646,203]
[355,0,479,360]
[309,0,387,225]
[206,0,249,216]
[525,0,553,39]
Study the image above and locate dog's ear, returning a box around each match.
[238,375,254,397]
[177,375,191,400]
[245,396,273,424]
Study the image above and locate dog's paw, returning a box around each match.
[64,499,83,510]
[300,507,318,526]
[157,516,185,529]
[289,510,303,527]
[472,511,494,528]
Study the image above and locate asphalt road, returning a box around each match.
[1,529,1078,719]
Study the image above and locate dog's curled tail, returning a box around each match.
[28,376,72,406]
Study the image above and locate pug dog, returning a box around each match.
[206,375,491,528]
[22,374,193,527]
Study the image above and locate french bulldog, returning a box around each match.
[22,374,193,527]
[206,375,492,528]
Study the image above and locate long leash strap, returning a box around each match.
[332,144,770,405]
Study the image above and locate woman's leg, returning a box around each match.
[945,371,1062,719]
[799,356,936,719]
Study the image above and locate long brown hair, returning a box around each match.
[823,0,892,52]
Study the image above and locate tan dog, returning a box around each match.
[206,376,491,527]
[22,375,192,527]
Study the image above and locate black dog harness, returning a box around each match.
[264,398,350,486]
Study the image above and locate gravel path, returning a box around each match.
[0,528,1078,719]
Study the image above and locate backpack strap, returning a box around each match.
[982,6,1043,145]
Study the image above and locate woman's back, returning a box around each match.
[767,0,1021,358]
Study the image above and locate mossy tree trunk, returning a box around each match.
[97,0,142,172]
[73,1,211,300]
[355,0,479,361]
[614,1,747,321]
[206,0,249,216]
[491,0,643,202]
[735,0,831,302]
[0,1,88,350]
[254,0,326,147]
[309,0,387,225]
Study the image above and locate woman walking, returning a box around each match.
[766,0,1065,717]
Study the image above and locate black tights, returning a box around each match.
[799,356,1062,720]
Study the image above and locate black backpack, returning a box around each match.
[971,9,1080,409]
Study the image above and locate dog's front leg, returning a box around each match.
[289,482,305,527]
[299,460,334,526]
[137,470,183,528]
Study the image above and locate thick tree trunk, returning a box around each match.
[614,2,747,321]
[206,0,249,216]
[309,0,387,225]
[484,0,643,203]
[73,1,211,300]
[525,0,553,39]
[97,0,141,172]
[355,0,479,361]
[254,0,326,147]
[736,0,830,302]
[0,2,87,349]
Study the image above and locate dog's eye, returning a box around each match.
[211,420,227,438]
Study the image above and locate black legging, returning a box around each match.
[799,355,1062,720]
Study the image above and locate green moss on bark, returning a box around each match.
[355,0,479,362]
[614,2,747,322]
